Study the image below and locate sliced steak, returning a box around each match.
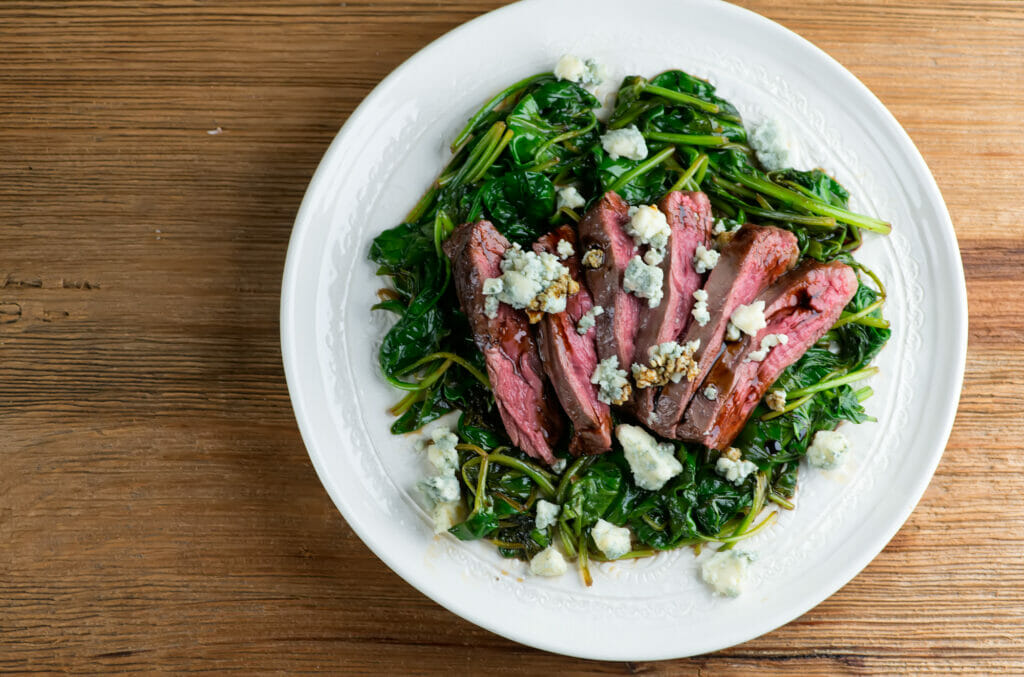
[577,191,641,370]
[533,227,613,455]
[648,224,799,437]
[682,260,858,449]
[443,220,563,464]
[629,191,713,420]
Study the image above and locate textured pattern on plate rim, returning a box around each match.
[325,53,925,610]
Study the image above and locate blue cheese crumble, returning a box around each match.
[691,288,710,327]
[425,427,459,475]
[701,549,756,597]
[749,117,796,172]
[715,447,758,485]
[429,503,460,534]
[725,322,741,342]
[693,244,720,274]
[551,458,567,474]
[626,204,670,252]
[556,238,575,260]
[576,304,604,335]
[591,356,631,405]
[600,124,648,161]
[623,255,664,308]
[553,55,604,87]
[418,428,463,533]
[482,243,578,321]
[729,300,767,337]
[745,333,789,363]
[419,475,460,505]
[807,430,850,469]
[557,185,586,211]
[535,499,561,530]
[765,388,787,412]
[529,546,568,577]
[713,218,741,236]
[592,519,631,560]
[615,424,683,491]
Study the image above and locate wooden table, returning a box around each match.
[2,1,1021,672]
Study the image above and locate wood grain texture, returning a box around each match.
[1,0,1021,673]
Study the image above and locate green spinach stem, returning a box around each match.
[788,366,879,399]
[608,145,676,194]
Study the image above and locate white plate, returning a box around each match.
[281,0,967,660]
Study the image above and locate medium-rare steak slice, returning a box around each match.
[629,191,713,420]
[648,224,799,437]
[534,226,613,455]
[443,220,563,464]
[577,191,642,371]
[681,260,858,449]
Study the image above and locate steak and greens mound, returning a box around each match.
[369,57,891,593]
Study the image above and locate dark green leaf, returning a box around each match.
[563,459,622,527]
[481,170,556,245]
[449,508,500,540]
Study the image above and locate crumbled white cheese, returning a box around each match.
[554,54,587,83]
[703,384,719,401]
[591,356,631,405]
[419,428,463,534]
[765,388,787,412]
[425,427,459,475]
[592,518,631,560]
[623,255,664,308]
[530,546,568,576]
[601,124,648,161]
[693,244,720,274]
[745,333,789,363]
[616,424,682,491]
[535,500,561,530]
[482,243,577,320]
[576,305,604,335]
[725,322,741,342]
[691,288,710,327]
[701,549,756,597]
[557,185,586,211]
[807,430,850,470]
[556,238,575,259]
[626,204,670,252]
[482,277,503,295]
[553,55,603,87]
[712,218,739,236]
[749,117,796,172]
[730,300,767,337]
[643,248,664,266]
[429,502,461,534]
[551,458,567,474]
[419,475,460,505]
[716,455,758,485]
[632,340,700,388]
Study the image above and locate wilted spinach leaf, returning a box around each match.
[563,459,622,528]
[481,170,556,245]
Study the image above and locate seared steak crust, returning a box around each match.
[534,227,613,455]
[577,191,642,370]
[681,260,858,449]
[444,220,563,463]
[649,224,799,437]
